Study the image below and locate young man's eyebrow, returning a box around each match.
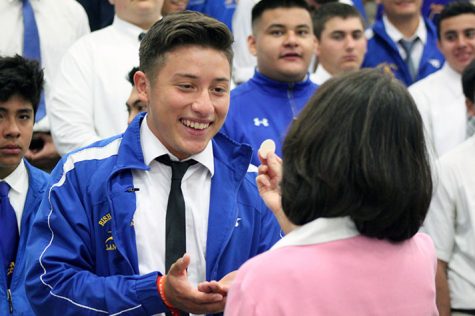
[172,73,199,79]
[18,108,33,113]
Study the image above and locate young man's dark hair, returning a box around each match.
[436,0,475,39]
[312,2,364,39]
[0,54,44,116]
[127,66,140,86]
[251,0,310,28]
[282,69,432,242]
[462,59,475,101]
[139,10,234,81]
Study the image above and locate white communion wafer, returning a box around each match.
[259,139,276,157]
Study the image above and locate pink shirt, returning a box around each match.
[225,217,438,316]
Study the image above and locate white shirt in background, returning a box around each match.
[0,0,90,132]
[1,160,29,233]
[49,16,143,155]
[409,63,466,157]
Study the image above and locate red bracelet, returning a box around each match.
[157,275,180,316]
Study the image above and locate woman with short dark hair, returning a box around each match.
[224,69,438,316]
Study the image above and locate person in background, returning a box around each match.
[231,0,259,85]
[25,12,280,315]
[125,66,148,124]
[422,58,475,316]
[77,0,115,31]
[465,59,475,137]
[307,0,368,22]
[0,0,90,171]
[311,2,367,85]
[222,0,318,166]
[409,1,475,157]
[49,0,163,157]
[0,55,49,315]
[363,0,444,86]
[187,0,237,32]
[223,68,438,316]
[162,0,189,15]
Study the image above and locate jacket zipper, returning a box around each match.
[287,83,298,119]
[7,288,13,313]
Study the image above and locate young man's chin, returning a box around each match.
[0,157,22,175]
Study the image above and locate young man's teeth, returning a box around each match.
[183,120,208,130]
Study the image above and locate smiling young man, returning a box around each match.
[0,55,49,315]
[310,2,367,85]
[25,11,280,316]
[363,0,444,86]
[409,1,475,157]
[222,0,318,166]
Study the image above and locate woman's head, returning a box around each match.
[282,69,432,242]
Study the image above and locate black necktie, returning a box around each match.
[156,155,197,273]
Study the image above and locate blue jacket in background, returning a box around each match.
[222,71,318,165]
[187,0,237,31]
[362,17,444,86]
[25,113,281,315]
[0,161,49,315]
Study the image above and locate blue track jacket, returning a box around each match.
[222,71,318,166]
[187,0,236,31]
[362,17,444,86]
[0,161,49,315]
[25,114,281,315]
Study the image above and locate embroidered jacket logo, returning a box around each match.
[253,118,269,127]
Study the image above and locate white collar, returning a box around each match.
[313,64,333,85]
[112,15,148,41]
[140,114,214,176]
[442,63,463,93]
[1,159,27,195]
[383,15,427,44]
[271,216,359,250]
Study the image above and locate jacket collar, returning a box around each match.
[373,16,437,51]
[249,70,316,96]
[113,112,253,180]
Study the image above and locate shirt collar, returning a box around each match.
[313,64,333,85]
[112,15,148,41]
[271,216,359,250]
[383,15,427,44]
[1,159,27,195]
[442,63,463,92]
[140,114,214,176]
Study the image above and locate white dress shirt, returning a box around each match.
[0,0,90,131]
[1,160,29,232]
[310,64,333,86]
[133,116,212,300]
[383,15,427,75]
[409,63,466,157]
[49,16,145,155]
[423,136,475,309]
[231,0,258,84]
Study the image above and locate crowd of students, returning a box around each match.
[0,0,474,315]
